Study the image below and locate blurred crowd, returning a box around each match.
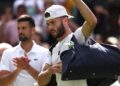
[0,0,120,48]
[0,0,119,86]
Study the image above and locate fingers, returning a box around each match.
[12,57,30,69]
[13,57,30,63]
[13,58,19,67]
[24,53,30,62]
[12,59,17,67]
[51,63,62,73]
[51,67,62,73]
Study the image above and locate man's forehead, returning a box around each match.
[46,18,57,23]
[46,17,62,23]
[18,21,29,25]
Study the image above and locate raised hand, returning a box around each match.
[51,62,62,73]
[13,53,30,70]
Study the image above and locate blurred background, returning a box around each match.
[0,0,119,48]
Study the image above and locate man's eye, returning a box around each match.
[46,23,49,26]
[51,21,55,25]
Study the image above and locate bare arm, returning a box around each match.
[74,0,97,39]
[38,62,62,86]
[26,65,39,80]
[0,68,21,86]
[38,64,53,86]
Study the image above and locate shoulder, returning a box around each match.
[73,26,85,44]
[36,44,49,51]
[74,27,83,36]
[35,44,50,54]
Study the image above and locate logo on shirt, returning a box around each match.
[33,58,38,61]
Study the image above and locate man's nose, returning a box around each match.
[48,25,54,31]
[18,28,23,33]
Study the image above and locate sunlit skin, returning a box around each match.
[46,17,71,41]
[47,18,63,37]
[17,21,33,43]
[17,21,35,52]
[38,0,97,85]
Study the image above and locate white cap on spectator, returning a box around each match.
[45,5,73,20]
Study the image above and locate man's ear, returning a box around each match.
[62,17,68,28]
[32,27,36,34]
[63,17,68,24]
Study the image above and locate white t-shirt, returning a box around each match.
[111,81,120,86]
[51,27,87,86]
[0,41,50,86]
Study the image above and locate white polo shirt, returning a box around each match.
[51,27,87,86]
[0,41,50,86]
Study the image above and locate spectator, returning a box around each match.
[0,15,50,86]
[0,43,12,61]
[0,5,19,46]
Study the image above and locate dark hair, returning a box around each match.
[17,15,35,27]
[45,12,50,18]
[45,12,68,19]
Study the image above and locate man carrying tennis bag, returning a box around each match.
[61,35,120,80]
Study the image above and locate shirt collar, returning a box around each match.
[59,33,73,44]
[17,41,39,54]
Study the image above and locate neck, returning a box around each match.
[21,40,33,53]
[57,28,72,41]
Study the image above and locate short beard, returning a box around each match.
[19,35,29,42]
[55,23,65,39]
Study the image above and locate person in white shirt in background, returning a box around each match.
[0,43,12,61]
[0,15,50,86]
[38,0,97,86]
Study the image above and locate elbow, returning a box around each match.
[38,73,47,86]
[90,16,97,28]
[38,68,53,86]
[93,16,97,26]
[38,75,44,86]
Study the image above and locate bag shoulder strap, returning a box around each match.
[71,35,80,45]
[49,41,58,53]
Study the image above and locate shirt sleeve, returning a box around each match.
[41,50,52,70]
[0,49,12,71]
[74,27,85,44]
[44,51,52,65]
